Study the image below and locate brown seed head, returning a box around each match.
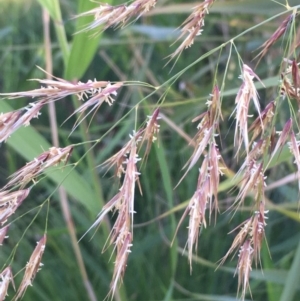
[0,67,110,103]
[174,145,224,271]
[70,82,123,133]
[100,131,142,178]
[234,162,265,209]
[0,102,44,144]
[269,118,292,163]
[82,137,141,300]
[0,225,9,246]
[280,60,300,103]
[219,219,252,267]
[251,202,268,266]
[0,111,21,143]
[0,267,14,301]
[0,189,30,225]
[14,235,46,301]
[168,0,215,61]
[140,108,161,157]
[234,65,262,154]
[110,231,132,298]
[4,146,73,189]
[248,101,275,145]
[76,0,157,33]
[236,240,253,300]
[255,13,296,63]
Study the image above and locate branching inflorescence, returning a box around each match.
[1,1,300,301]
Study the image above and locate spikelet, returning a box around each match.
[76,0,157,33]
[14,235,46,301]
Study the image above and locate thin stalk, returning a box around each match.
[41,1,125,299]
[51,0,70,65]
[42,9,97,301]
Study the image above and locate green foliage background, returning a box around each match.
[0,0,300,300]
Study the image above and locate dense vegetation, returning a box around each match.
[0,0,300,301]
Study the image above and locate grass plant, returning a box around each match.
[0,0,300,301]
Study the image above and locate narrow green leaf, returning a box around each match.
[154,141,178,273]
[280,238,300,301]
[64,0,114,80]
[263,242,282,301]
[36,0,55,17]
[37,0,69,64]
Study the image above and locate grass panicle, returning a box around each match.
[1,1,300,301]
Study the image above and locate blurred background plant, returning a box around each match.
[0,0,300,301]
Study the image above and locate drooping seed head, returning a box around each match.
[269,118,292,163]
[100,130,142,178]
[251,202,268,266]
[76,0,157,34]
[0,225,9,246]
[248,101,275,145]
[236,240,253,300]
[0,189,30,225]
[233,65,262,154]
[0,267,14,301]
[0,102,44,144]
[254,13,296,63]
[168,0,215,62]
[219,218,252,267]
[4,146,73,189]
[140,108,161,157]
[14,235,46,301]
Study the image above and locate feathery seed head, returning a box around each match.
[0,226,9,245]
[101,130,142,178]
[110,231,132,298]
[236,139,266,180]
[0,70,122,133]
[4,146,73,189]
[169,0,215,61]
[0,68,110,102]
[234,161,265,209]
[14,235,46,301]
[234,65,262,154]
[177,86,222,187]
[18,102,43,127]
[43,146,73,169]
[251,202,268,266]
[236,240,253,300]
[255,13,296,63]
[0,267,14,301]
[140,108,161,156]
[83,135,142,300]
[249,101,275,144]
[280,61,300,102]
[0,189,30,225]
[270,118,292,162]
[0,102,44,144]
[174,161,210,272]
[175,146,224,271]
[208,144,224,213]
[0,111,21,142]
[219,219,252,267]
[186,180,208,271]
[76,0,157,33]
